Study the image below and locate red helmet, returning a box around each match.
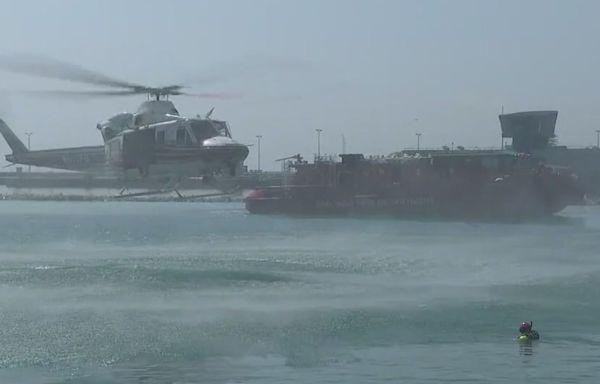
[519,322,532,333]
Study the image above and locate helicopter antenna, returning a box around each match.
[205,107,215,119]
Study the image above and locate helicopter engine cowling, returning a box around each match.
[96,112,134,142]
[133,100,180,127]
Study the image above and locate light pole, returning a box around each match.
[24,132,33,172]
[415,132,422,152]
[596,130,600,149]
[256,135,262,172]
[316,129,323,159]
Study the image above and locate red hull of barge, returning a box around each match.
[245,153,583,219]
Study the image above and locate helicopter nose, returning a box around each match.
[202,137,249,162]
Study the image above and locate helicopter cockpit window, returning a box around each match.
[190,120,219,142]
[212,121,230,137]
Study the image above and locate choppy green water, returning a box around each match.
[0,201,599,383]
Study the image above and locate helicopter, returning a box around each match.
[0,55,249,181]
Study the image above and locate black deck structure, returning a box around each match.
[499,111,558,153]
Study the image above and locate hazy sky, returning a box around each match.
[1,0,600,170]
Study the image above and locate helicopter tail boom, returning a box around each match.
[0,119,28,154]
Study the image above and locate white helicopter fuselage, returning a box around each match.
[97,100,249,178]
[0,55,250,179]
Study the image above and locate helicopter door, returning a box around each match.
[175,128,193,146]
[176,128,186,146]
[121,128,156,170]
[156,130,166,145]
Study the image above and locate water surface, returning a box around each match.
[0,202,599,383]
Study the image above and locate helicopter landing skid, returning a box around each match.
[112,185,235,201]
[171,191,234,201]
[112,188,178,199]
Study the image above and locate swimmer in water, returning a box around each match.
[517,321,540,341]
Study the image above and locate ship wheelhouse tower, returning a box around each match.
[499,110,558,153]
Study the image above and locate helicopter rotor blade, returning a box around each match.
[0,54,249,99]
[11,87,237,100]
[178,91,241,99]
[18,89,143,98]
[0,54,146,90]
